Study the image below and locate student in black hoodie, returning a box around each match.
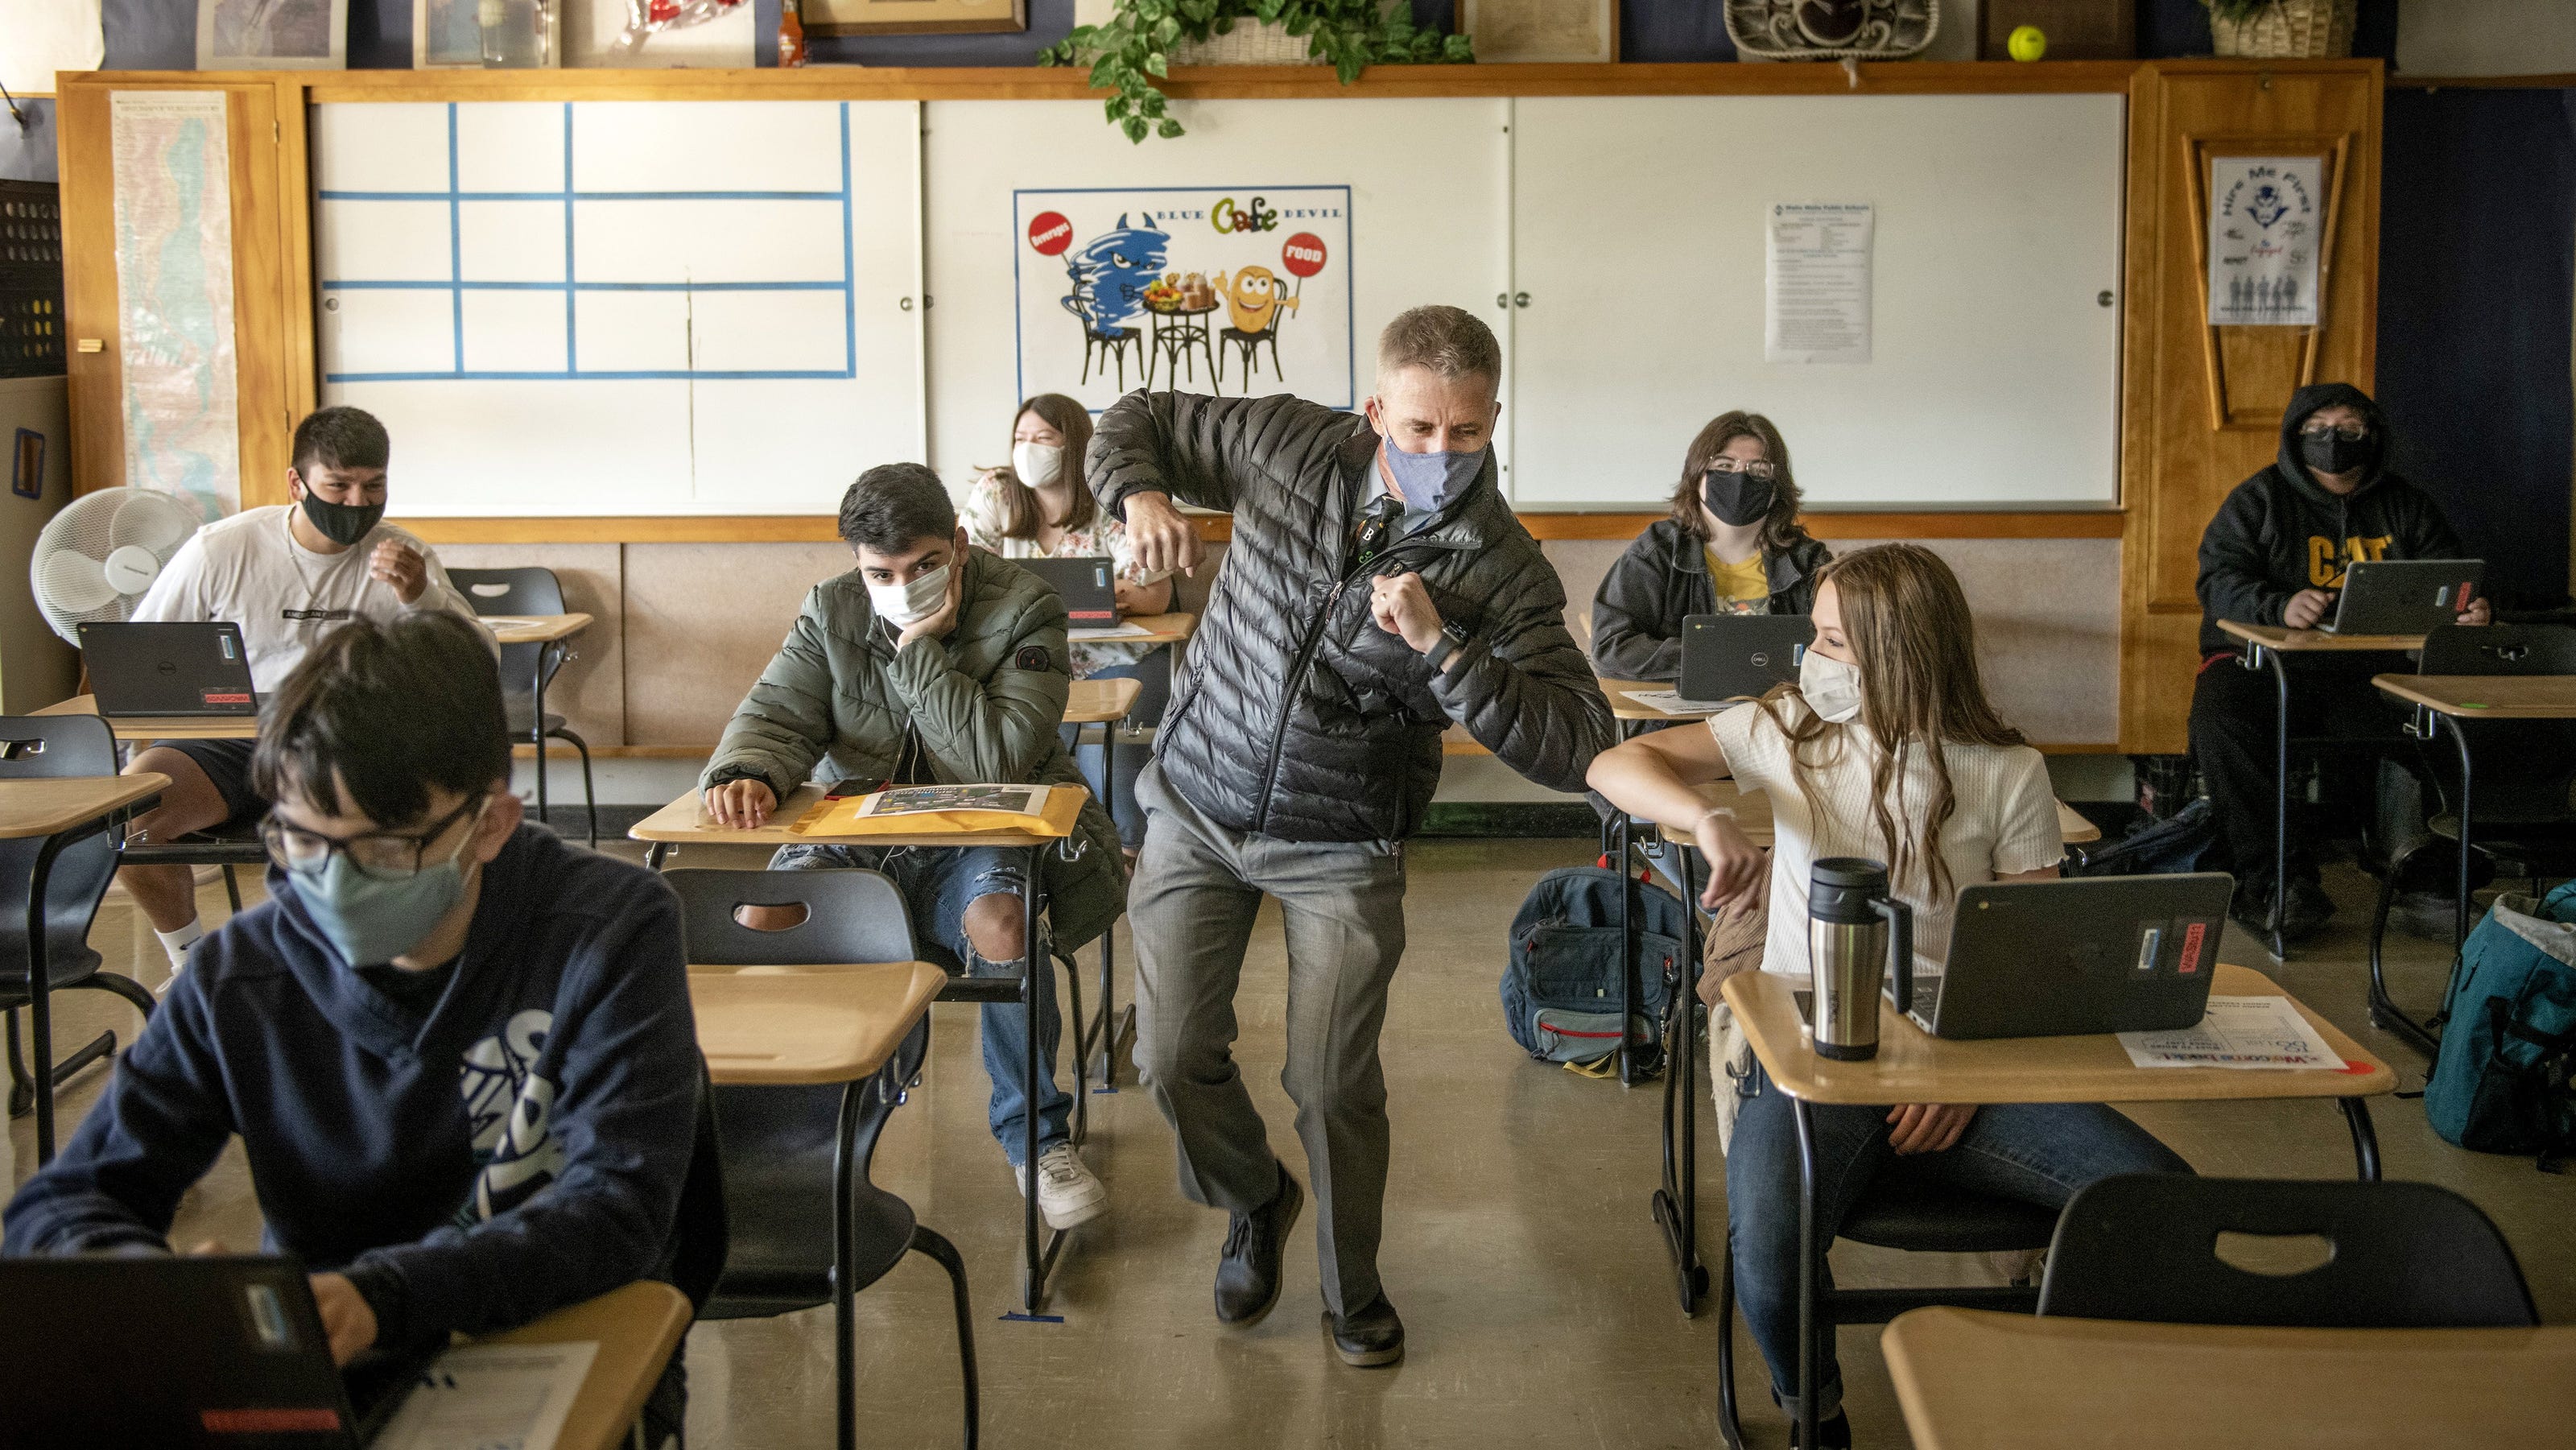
[2189,381,2488,941]
[5,613,702,1444]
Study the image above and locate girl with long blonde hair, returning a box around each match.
[1587,543,2190,1448]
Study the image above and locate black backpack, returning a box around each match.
[1501,865,1685,1066]
[2067,797,2219,878]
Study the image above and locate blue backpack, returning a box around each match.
[2425,882,2576,1169]
[1501,865,1685,1066]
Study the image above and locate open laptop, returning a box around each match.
[79,621,259,719]
[2320,559,2483,635]
[1896,873,2234,1039]
[1020,556,1118,628]
[0,1255,430,1446]
[1678,613,1813,704]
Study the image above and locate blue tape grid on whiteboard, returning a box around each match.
[320,102,858,383]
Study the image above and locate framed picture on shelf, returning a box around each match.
[196,0,349,69]
[799,0,1026,36]
[1458,0,1618,63]
[416,0,562,68]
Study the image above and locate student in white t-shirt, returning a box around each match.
[121,406,482,977]
[1587,543,2190,1449]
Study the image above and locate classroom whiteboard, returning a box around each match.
[312,100,922,516]
[1508,94,2126,509]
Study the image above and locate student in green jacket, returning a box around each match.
[700,464,1125,1231]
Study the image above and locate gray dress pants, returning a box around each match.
[1129,761,1407,1317]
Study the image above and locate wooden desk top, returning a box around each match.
[2218,619,2426,654]
[691,959,947,1086]
[1723,962,2392,1106]
[480,611,594,647]
[1883,1307,2576,1450]
[2372,672,2576,719]
[631,783,1075,849]
[35,695,258,742]
[1072,610,1196,647]
[0,773,168,840]
[1063,675,1142,725]
[1599,676,1728,722]
[475,1282,691,1450]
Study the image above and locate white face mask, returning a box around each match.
[1799,650,1864,725]
[1012,440,1064,490]
[867,562,952,627]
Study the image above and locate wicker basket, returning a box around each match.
[2209,0,2355,59]
[1170,19,1325,65]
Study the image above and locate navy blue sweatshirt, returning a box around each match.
[3,824,699,1353]
[2195,382,2468,655]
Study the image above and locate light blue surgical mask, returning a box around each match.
[286,802,485,968]
[1378,438,1484,514]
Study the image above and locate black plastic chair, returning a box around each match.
[2368,623,2576,1052]
[0,714,156,1163]
[448,567,597,848]
[1716,1178,2057,1450]
[2039,1174,2537,1328]
[667,868,976,1450]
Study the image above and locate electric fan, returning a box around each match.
[28,487,204,644]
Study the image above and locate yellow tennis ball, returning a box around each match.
[2008,24,2048,61]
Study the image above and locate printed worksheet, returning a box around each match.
[858,783,1053,819]
[1071,622,1154,641]
[2119,995,2343,1070]
[1623,690,1725,717]
[372,1341,597,1450]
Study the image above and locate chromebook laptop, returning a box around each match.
[1677,614,1812,704]
[79,621,259,718]
[1897,873,2235,1039]
[2321,560,2483,635]
[0,1255,431,1446]
[1021,556,1118,628]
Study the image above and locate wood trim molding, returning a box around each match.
[2387,72,2576,89]
[408,510,2126,544]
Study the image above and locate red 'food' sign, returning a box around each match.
[1026,212,1075,257]
[1280,232,1328,278]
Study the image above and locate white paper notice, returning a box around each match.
[1766,203,1873,364]
[2206,156,2324,327]
[109,91,241,521]
[2120,995,2345,1070]
[1622,689,1725,717]
[1070,622,1154,641]
[373,1340,598,1450]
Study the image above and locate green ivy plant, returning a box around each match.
[1041,0,1474,143]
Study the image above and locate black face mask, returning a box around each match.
[297,488,384,547]
[2300,430,2370,477]
[1702,469,1777,527]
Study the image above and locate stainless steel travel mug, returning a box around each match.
[1806,857,1914,1062]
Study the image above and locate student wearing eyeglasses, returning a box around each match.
[2190,381,2488,944]
[5,613,702,1448]
[1589,411,1831,688]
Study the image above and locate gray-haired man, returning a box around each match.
[1090,305,1612,1365]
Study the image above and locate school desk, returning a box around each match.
[2368,671,2576,1053]
[476,1281,691,1450]
[0,771,167,1164]
[35,694,258,742]
[1723,961,2395,1450]
[479,613,596,834]
[1070,610,1198,647]
[1882,1307,2576,1450]
[1598,676,1721,721]
[2217,620,2429,960]
[630,785,1091,1321]
[1062,675,1141,1094]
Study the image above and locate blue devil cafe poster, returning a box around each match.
[2207,155,2323,328]
[1014,186,1354,412]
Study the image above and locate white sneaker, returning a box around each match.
[1017,1142,1108,1230]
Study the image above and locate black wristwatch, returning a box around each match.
[1425,620,1472,674]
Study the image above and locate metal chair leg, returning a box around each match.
[551,726,600,849]
[6,1008,115,1120]
[1716,1224,1746,1450]
[909,1225,980,1450]
[222,865,242,914]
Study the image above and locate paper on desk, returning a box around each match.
[1071,622,1154,641]
[371,1340,597,1450]
[2119,995,2344,1070]
[477,616,547,630]
[1624,689,1726,717]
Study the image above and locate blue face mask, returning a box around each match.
[288,804,484,968]
[1378,437,1485,514]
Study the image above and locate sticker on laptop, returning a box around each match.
[2176,919,2208,976]
[202,691,251,706]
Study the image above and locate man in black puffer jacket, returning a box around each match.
[1091,305,1611,1368]
[2190,381,2488,943]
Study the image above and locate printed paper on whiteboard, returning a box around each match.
[2119,995,2343,1070]
[1766,204,1873,364]
[2206,156,2322,327]
[372,1340,597,1450]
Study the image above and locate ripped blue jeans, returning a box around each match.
[772,841,1071,1165]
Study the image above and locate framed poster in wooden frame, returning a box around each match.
[800,0,1026,35]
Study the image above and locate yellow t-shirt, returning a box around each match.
[1704,547,1770,614]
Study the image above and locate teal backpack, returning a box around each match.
[2424,883,2576,1169]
